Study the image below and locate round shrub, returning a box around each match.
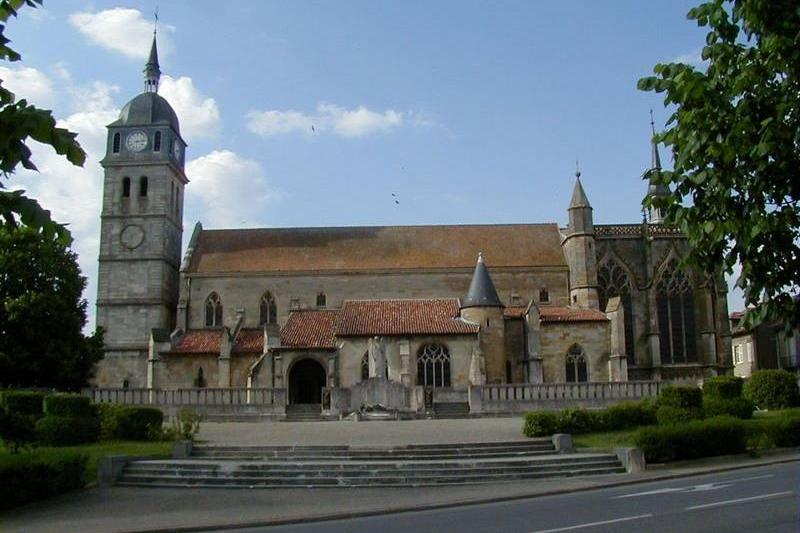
[744,370,800,410]
[2,391,44,418]
[703,397,753,419]
[95,403,125,441]
[557,407,597,434]
[44,394,95,418]
[703,376,744,399]
[35,416,100,446]
[656,405,704,426]
[0,411,36,452]
[114,407,164,440]
[523,411,559,437]
[657,385,703,409]
[634,415,746,463]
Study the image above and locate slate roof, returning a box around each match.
[539,306,608,323]
[168,328,264,354]
[186,223,566,274]
[280,310,339,349]
[461,253,504,309]
[336,299,479,337]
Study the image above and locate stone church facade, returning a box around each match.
[94,36,732,412]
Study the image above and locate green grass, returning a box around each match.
[0,440,173,484]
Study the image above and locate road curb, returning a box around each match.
[117,452,799,533]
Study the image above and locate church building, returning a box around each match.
[94,36,732,415]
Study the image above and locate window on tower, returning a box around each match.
[205,293,223,327]
[316,292,326,308]
[139,176,148,197]
[539,288,550,303]
[154,131,162,152]
[122,177,130,198]
[112,133,121,153]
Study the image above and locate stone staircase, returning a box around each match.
[116,439,626,488]
[285,404,323,422]
[433,402,471,418]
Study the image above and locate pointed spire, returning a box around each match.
[569,172,591,210]
[143,14,161,93]
[647,110,670,199]
[650,109,662,171]
[461,253,503,309]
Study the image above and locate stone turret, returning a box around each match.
[562,171,599,309]
[460,253,507,383]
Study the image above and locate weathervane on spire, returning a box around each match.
[649,108,656,135]
[575,158,581,179]
[154,6,159,35]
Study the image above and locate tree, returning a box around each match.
[0,0,85,243]
[638,0,799,330]
[0,224,103,390]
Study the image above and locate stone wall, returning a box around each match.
[540,321,610,382]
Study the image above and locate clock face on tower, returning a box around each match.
[126,131,148,152]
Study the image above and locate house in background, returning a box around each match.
[730,311,799,378]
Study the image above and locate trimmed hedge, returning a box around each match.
[2,391,45,417]
[703,376,744,400]
[0,450,88,510]
[703,397,753,419]
[0,411,36,452]
[657,385,703,409]
[556,407,597,434]
[602,401,657,430]
[764,411,800,447]
[34,415,100,446]
[114,407,164,440]
[656,405,704,425]
[634,416,747,463]
[44,394,95,418]
[744,370,800,410]
[96,403,125,441]
[523,411,559,437]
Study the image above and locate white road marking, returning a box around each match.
[529,514,654,533]
[686,491,794,510]
[612,474,775,499]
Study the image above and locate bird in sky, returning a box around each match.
[311,125,316,133]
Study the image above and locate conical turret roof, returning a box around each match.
[569,176,591,209]
[461,253,504,309]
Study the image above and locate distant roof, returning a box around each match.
[503,306,528,318]
[461,253,504,309]
[168,328,263,354]
[281,309,339,349]
[540,306,608,323]
[337,299,479,337]
[186,223,567,274]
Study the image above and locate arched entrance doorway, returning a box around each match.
[288,358,326,404]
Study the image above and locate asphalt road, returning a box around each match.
[214,463,799,533]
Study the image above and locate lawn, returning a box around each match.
[0,440,173,484]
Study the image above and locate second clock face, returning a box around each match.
[126,131,148,152]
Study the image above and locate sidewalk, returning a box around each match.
[2,447,797,533]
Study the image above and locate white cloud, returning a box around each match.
[186,150,283,228]
[69,8,174,60]
[0,65,56,106]
[159,75,220,140]
[246,103,405,138]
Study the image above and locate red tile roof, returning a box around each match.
[540,306,608,323]
[280,309,339,349]
[168,328,264,354]
[336,299,479,337]
[504,306,528,318]
[187,223,567,274]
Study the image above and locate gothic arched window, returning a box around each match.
[112,132,121,153]
[598,258,635,364]
[205,293,223,327]
[656,258,697,364]
[565,344,588,382]
[153,131,162,152]
[259,292,277,325]
[193,367,206,388]
[122,177,131,198]
[139,176,148,197]
[417,344,451,388]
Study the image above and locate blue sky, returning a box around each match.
[3,1,741,329]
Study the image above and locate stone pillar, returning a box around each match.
[606,296,629,382]
[647,286,662,379]
[527,356,544,384]
[327,353,337,388]
[274,353,284,389]
[469,345,486,385]
[218,327,232,388]
[368,336,387,379]
[525,304,543,383]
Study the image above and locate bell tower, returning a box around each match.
[94,32,188,387]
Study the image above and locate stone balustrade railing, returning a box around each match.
[84,387,286,409]
[469,381,662,413]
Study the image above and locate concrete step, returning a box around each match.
[285,404,324,422]
[433,402,470,419]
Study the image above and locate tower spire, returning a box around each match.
[143,10,161,93]
[646,110,669,223]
